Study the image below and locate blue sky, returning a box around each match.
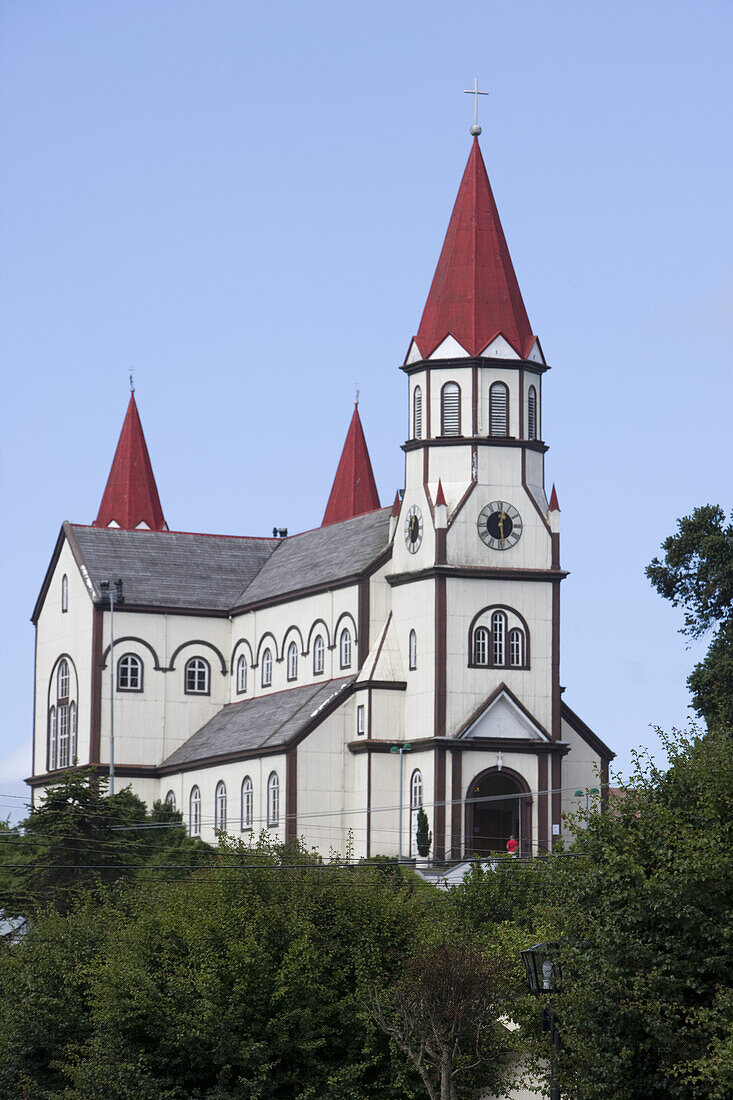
[1,0,731,820]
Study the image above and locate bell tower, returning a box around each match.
[389,120,565,860]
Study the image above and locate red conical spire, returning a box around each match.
[435,479,446,507]
[93,392,167,532]
[549,484,560,512]
[322,404,381,527]
[413,137,536,360]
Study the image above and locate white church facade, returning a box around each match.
[29,132,613,859]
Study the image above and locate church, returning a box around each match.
[28,125,614,859]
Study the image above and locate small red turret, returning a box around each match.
[93,391,167,531]
[322,404,381,527]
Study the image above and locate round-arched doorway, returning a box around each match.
[465,768,532,857]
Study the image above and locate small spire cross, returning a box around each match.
[129,369,135,393]
[463,78,488,135]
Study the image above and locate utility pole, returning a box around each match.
[100,579,124,795]
[389,743,413,860]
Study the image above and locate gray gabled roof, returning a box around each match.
[234,507,391,606]
[68,524,276,611]
[161,676,355,769]
[62,507,392,614]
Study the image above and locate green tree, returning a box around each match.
[646,504,733,729]
[0,836,435,1099]
[538,727,733,1100]
[415,807,432,857]
[0,768,209,917]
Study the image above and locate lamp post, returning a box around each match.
[99,579,124,795]
[521,941,562,1100]
[574,787,600,812]
[389,743,413,860]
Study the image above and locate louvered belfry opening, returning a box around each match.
[441,382,461,436]
[527,385,537,440]
[413,386,422,439]
[490,382,509,437]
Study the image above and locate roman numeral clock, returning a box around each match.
[477,501,522,551]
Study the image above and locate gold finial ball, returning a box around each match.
[470,123,482,136]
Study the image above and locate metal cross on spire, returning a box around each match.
[463,78,488,136]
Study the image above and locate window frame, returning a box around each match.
[527,384,537,441]
[61,574,68,613]
[189,785,201,837]
[408,629,417,671]
[241,775,253,830]
[356,704,365,736]
[261,647,273,687]
[236,654,247,694]
[489,381,510,437]
[313,634,325,676]
[413,385,423,440]
[473,626,490,666]
[184,657,210,696]
[286,641,298,682]
[509,627,525,668]
[267,771,280,827]
[214,780,227,834]
[57,659,70,702]
[165,789,177,812]
[117,652,143,692]
[339,628,352,670]
[440,381,461,436]
[491,611,507,667]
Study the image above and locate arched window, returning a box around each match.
[410,769,423,857]
[411,769,423,810]
[267,771,279,827]
[68,702,77,767]
[117,653,143,691]
[57,659,69,701]
[313,635,325,675]
[441,382,461,436]
[261,648,273,687]
[474,626,489,666]
[185,657,210,695]
[215,780,227,834]
[189,785,201,837]
[489,382,509,436]
[509,628,525,667]
[409,629,417,670]
[49,658,76,771]
[165,789,176,811]
[491,611,506,667]
[287,641,298,681]
[413,385,423,440]
[527,385,537,440]
[61,574,68,613]
[241,776,253,830]
[236,654,247,694]
[339,628,352,669]
[49,707,57,771]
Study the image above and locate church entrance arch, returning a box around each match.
[465,767,532,858]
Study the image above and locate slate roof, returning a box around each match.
[64,506,392,614]
[68,524,276,611]
[235,507,391,607]
[162,676,355,769]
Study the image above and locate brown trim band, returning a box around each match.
[285,746,297,841]
[388,565,568,588]
[401,355,549,377]
[450,751,462,860]
[403,437,548,455]
[89,605,103,764]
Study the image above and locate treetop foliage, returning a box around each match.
[646,504,733,728]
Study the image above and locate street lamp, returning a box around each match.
[389,743,412,861]
[574,787,600,812]
[521,941,562,1100]
[99,579,124,795]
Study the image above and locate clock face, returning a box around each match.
[478,501,522,550]
[404,504,423,553]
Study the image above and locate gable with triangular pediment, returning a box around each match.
[461,690,549,741]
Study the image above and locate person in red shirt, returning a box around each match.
[506,835,519,856]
